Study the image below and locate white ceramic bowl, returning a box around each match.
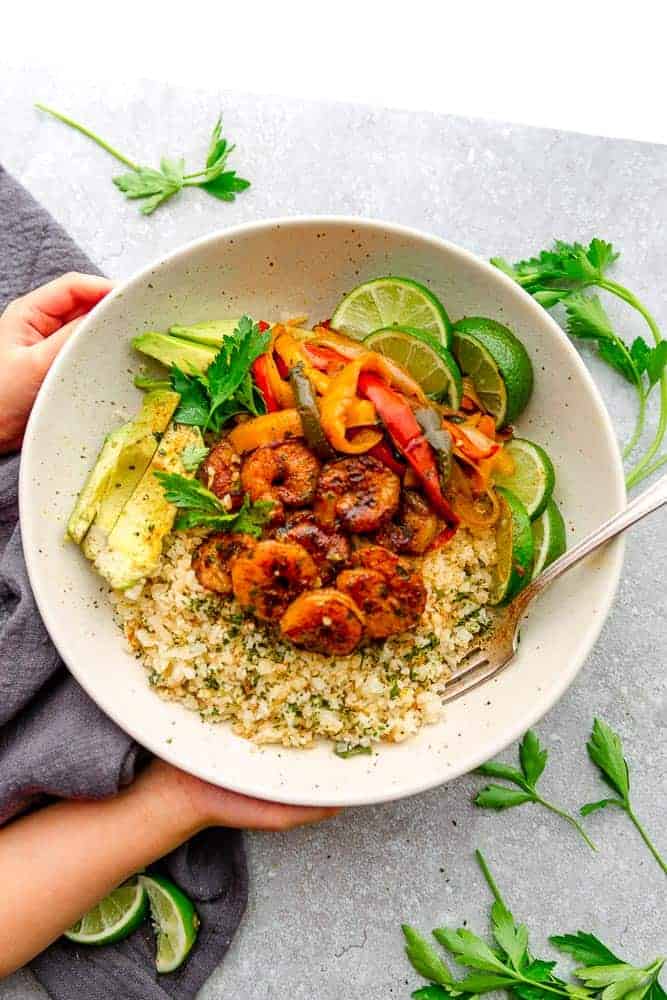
[19,217,625,806]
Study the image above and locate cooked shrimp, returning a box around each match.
[241,442,320,522]
[200,439,243,509]
[336,544,426,638]
[314,455,400,534]
[231,539,319,620]
[276,510,351,583]
[375,490,439,555]
[192,532,255,595]
[280,589,364,656]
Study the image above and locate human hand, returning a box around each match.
[144,759,341,833]
[0,272,113,453]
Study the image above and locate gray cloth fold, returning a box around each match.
[0,165,248,998]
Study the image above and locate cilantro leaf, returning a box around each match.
[550,933,621,967]
[474,785,535,809]
[564,293,640,385]
[154,472,272,537]
[582,720,666,875]
[36,104,250,216]
[474,731,596,850]
[205,316,270,427]
[433,928,507,973]
[586,719,630,800]
[490,898,529,970]
[413,988,451,1000]
[519,730,548,785]
[647,341,667,387]
[402,926,454,986]
[181,444,209,472]
[171,367,211,426]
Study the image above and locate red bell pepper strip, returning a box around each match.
[252,354,280,412]
[369,439,407,477]
[258,320,270,332]
[358,373,459,526]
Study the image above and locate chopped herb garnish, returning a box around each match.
[154,472,273,536]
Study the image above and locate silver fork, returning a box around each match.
[442,471,667,703]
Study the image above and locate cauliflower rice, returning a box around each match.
[112,528,496,750]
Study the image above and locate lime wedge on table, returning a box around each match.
[331,276,451,345]
[489,487,534,605]
[492,438,555,519]
[64,878,147,945]
[141,874,199,973]
[531,499,567,580]
[452,317,533,427]
[363,326,463,407]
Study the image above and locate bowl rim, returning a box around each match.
[19,215,626,805]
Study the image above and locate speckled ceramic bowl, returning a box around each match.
[19,217,625,806]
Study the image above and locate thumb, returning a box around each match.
[30,317,81,373]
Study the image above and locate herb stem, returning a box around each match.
[474,849,505,905]
[626,805,667,875]
[622,386,647,459]
[598,278,667,487]
[34,103,139,171]
[535,796,598,851]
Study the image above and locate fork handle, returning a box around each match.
[517,471,667,607]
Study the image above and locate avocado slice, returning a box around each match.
[168,318,241,348]
[132,332,216,374]
[94,423,203,590]
[68,390,180,545]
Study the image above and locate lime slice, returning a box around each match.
[331,276,451,345]
[451,317,533,427]
[531,499,566,580]
[141,874,199,973]
[492,438,555,519]
[363,325,463,407]
[65,878,147,945]
[489,487,534,605]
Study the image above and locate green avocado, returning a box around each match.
[94,423,203,590]
[168,318,241,348]
[132,332,216,374]
[68,390,180,546]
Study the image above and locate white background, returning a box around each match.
[4,0,666,145]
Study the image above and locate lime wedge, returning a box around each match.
[363,326,463,407]
[65,878,147,945]
[492,438,555,519]
[531,499,567,580]
[489,487,534,605]
[452,317,533,427]
[141,874,199,973]
[331,276,451,345]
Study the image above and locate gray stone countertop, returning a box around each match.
[1,65,665,1000]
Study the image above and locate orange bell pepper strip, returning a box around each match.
[319,358,383,454]
[228,410,303,453]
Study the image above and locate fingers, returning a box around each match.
[2,273,113,336]
[31,317,81,372]
[196,780,341,831]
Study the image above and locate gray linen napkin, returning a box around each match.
[0,165,248,999]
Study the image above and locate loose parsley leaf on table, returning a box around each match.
[154,472,273,536]
[35,104,250,215]
[170,315,270,431]
[492,238,667,487]
[473,730,596,850]
[581,719,666,876]
[403,850,665,1000]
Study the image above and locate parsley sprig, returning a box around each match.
[171,315,270,431]
[492,240,667,488]
[474,730,596,851]
[35,104,250,215]
[581,719,666,875]
[403,850,665,1000]
[154,472,272,535]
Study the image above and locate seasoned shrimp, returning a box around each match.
[276,510,351,583]
[336,544,426,638]
[192,532,255,595]
[375,490,439,555]
[241,442,320,523]
[314,455,400,533]
[281,588,364,656]
[231,539,319,620]
[200,439,243,509]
